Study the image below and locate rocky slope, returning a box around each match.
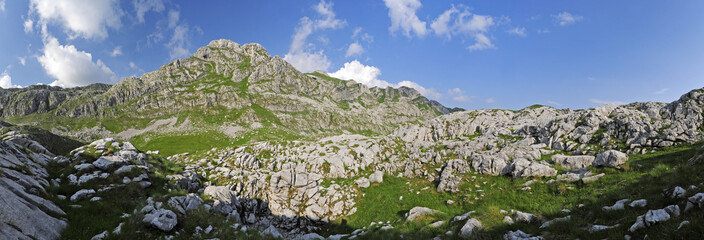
[0,39,450,145]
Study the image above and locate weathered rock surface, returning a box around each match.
[0,132,67,240]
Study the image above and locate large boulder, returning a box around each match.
[551,154,595,169]
[143,209,178,232]
[593,150,628,167]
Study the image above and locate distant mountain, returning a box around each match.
[0,39,452,147]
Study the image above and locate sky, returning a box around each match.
[0,0,703,110]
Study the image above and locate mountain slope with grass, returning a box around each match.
[0,39,451,155]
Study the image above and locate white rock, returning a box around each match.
[629,199,647,208]
[459,218,482,238]
[406,207,439,221]
[70,189,96,202]
[539,216,570,229]
[603,199,630,211]
[143,209,178,232]
[90,231,108,240]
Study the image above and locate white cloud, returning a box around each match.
[486,98,495,103]
[0,69,21,89]
[589,98,625,105]
[0,0,6,12]
[24,19,34,33]
[430,5,496,51]
[547,100,562,107]
[506,27,526,37]
[18,57,26,66]
[537,29,550,34]
[29,0,123,40]
[345,42,364,58]
[110,46,123,57]
[654,88,668,95]
[553,12,583,26]
[129,61,144,73]
[133,0,165,23]
[167,9,179,29]
[37,36,118,88]
[447,87,471,102]
[382,0,428,38]
[167,24,190,59]
[587,77,596,81]
[330,60,441,99]
[430,5,458,39]
[284,0,345,73]
[467,33,494,51]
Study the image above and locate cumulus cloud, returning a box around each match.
[24,19,34,33]
[553,12,583,26]
[133,0,165,23]
[284,0,345,73]
[506,27,526,37]
[330,60,441,99]
[447,87,471,102]
[589,98,625,105]
[0,0,5,12]
[162,9,193,59]
[345,42,364,58]
[430,5,497,51]
[29,0,123,40]
[382,0,428,38]
[0,68,21,89]
[37,36,118,87]
[110,46,123,57]
[18,57,26,66]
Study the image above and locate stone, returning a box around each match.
[92,155,130,170]
[355,177,370,188]
[75,163,94,171]
[503,230,543,240]
[503,216,514,225]
[91,231,108,240]
[539,216,570,229]
[593,150,628,167]
[428,221,445,228]
[671,186,686,199]
[70,189,96,202]
[629,199,647,208]
[603,199,630,211]
[114,165,137,175]
[685,193,704,212]
[406,207,439,222]
[143,209,178,232]
[513,211,536,223]
[678,221,690,230]
[168,194,204,215]
[588,224,620,233]
[369,171,384,183]
[262,225,283,238]
[459,218,482,238]
[552,154,595,169]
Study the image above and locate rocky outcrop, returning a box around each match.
[0,132,67,240]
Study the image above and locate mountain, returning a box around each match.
[0,39,452,152]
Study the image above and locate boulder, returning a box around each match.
[552,154,595,169]
[262,225,283,238]
[503,230,543,240]
[406,207,439,222]
[593,150,628,167]
[369,171,384,183]
[603,199,630,211]
[143,209,178,232]
[459,218,482,238]
[685,193,704,212]
[355,177,370,188]
[513,211,536,223]
[70,189,96,202]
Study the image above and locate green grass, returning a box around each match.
[131,131,237,157]
[325,142,704,239]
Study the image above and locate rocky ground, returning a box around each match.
[1,85,704,239]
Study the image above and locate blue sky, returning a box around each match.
[0,0,703,110]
